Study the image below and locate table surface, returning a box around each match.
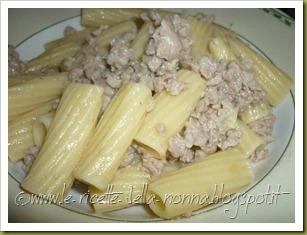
[8,8,295,223]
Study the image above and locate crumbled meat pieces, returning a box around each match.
[64,26,77,36]
[248,114,275,141]
[250,145,268,162]
[8,46,25,76]
[120,145,141,168]
[217,128,242,150]
[107,37,134,70]
[142,154,166,179]
[168,134,195,163]
[22,145,40,172]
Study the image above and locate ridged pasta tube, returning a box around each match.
[147,149,253,219]
[236,120,265,158]
[8,73,67,120]
[209,37,236,61]
[239,101,271,124]
[21,83,104,199]
[131,22,152,61]
[228,37,293,106]
[8,74,38,87]
[74,83,152,191]
[82,8,142,27]
[187,16,213,58]
[25,42,80,73]
[135,70,206,159]
[96,20,137,49]
[45,28,92,50]
[32,112,55,147]
[8,100,56,163]
[90,166,150,213]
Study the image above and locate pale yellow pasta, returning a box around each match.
[228,37,292,106]
[135,70,206,159]
[8,100,55,162]
[239,101,271,124]
[32,112,55,147]
[45,28,92,50]
[131,22,152,61]
[21,83,104,199]
[81,8,142,27]
[74,83,152,191]
[147,149,253,219]
[25,42,80,73]
[212,23,236,38]
[8,74,38,87]
[209,37,236,61]
[96,20,137,50]
[188,16,213,58]
[8,73,67,120]
[91,166,150,212]
[236,120,265,158]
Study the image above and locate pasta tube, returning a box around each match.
[8,73,67,120]
[90,166,150,213]
[74,83,152,191]
[32,112,55,147]
[45,28,92,50]
[8,100,55,162]
[212,23,236,38]
[187,16,213,58]
[96,20,137,50]
[82,8,142,27]
[209,37,236,61]
[147,149,253,219]
[25,42,80,73]
[236,120,265,158]
[239,101,271,124]
[8,74,38,87]
[135,70,206,159]
[21,83,104,199]
[228,37,292,106]
[131,22,152,61]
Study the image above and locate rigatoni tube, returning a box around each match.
[74,83,152,191]
[236,120,265,158]
[239,101,271,124]
[147,149,253,219]
[228,37,292,106]
[135,70,206,159]
[8,73,67,120]
[96,20,137,50]
[81,8,141,27]
[21,83,104,199]
[131,22,152,61]
[90,166,150,213]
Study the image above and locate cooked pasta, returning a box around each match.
[135,70,206,159]
[8,8,293,220]
[228,37,292,106]
[8,100,55,162]
[8,73,67,120]
[91,166,150,212]
[239,101,271,124]
[82,8,142,27]
[74,83,152,191]
[21,83,104,199]
[236,120,265,158]
[147,149,253,219]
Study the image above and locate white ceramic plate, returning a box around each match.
[8,9,295,222]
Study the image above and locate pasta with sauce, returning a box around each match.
[8,8,292,219]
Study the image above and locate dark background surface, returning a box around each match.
[279,8,295,19]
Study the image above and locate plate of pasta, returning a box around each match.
[8,8,294,221]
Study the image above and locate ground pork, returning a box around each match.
[8,46,25,76]
[64,26,77,36]
[141,154,166,180]
[22,145,40,173]
[120,144,141,168]
[250,145,269,162]
[248,114,276,141]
